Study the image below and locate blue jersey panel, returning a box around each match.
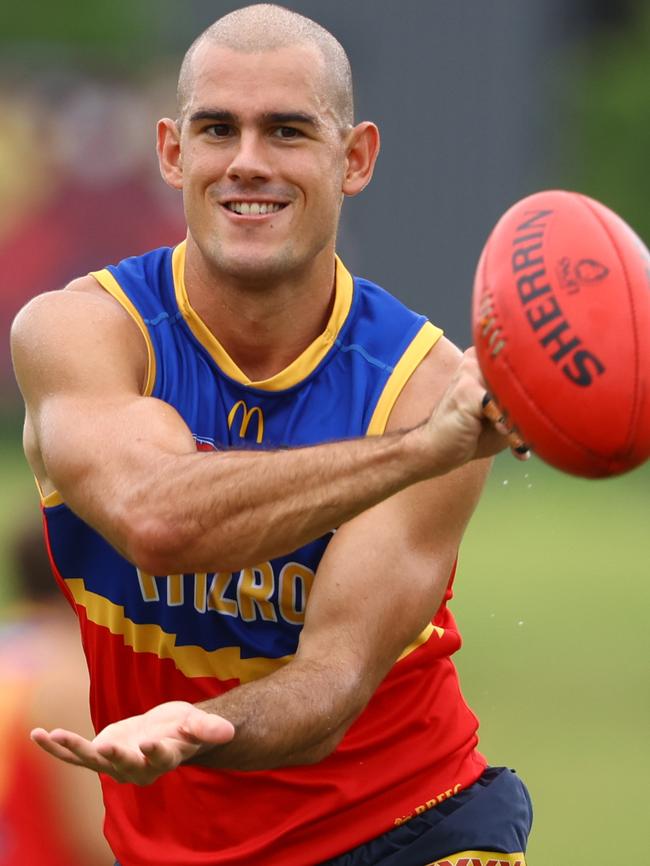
[47,246,439,671]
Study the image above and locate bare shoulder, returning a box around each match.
[12,274,139,349]
[11,276,150,490]
[386,335,463,432]
[11,274,147,398]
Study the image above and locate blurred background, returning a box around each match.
[0,1,648,863]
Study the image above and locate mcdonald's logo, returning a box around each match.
[228,400,264,444]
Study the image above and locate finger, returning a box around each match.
[139,739,180,770]
[181,709,236,745]
[94,742,160,785]
[32,728,118,774]
[481,393,530,458]
[95,741,148,772]
[31,729,89,767]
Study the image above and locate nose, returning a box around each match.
[227,130,272,184]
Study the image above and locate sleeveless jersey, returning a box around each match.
[41,242,487,866]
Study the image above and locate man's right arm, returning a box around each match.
[11,279,508,576]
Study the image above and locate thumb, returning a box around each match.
[181,707,235,744]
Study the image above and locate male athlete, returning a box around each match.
[11,5,532,865]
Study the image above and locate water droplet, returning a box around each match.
[517,620,524,626]
[502,480,509,486]
[527,484,532,489]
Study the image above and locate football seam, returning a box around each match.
[496,349,612,471]
[575,193,641,460]
[479,196,612,470]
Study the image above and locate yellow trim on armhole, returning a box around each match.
[38,268,157,508]
[367,320,443,663]
[172,242,354,391]
[89,269,157,397]
[36,476,64,508]
[366,320,443,435]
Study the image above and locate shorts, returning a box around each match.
[319,766,533,866]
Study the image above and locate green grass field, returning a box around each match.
[456,454,649,864]
[1,434,647,863]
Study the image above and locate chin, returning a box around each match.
[210,245,303,283]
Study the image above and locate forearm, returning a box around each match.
[128,425,432,574]
[192,658,366,771]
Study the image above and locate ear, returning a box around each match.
[342,122,380,197]
[157,118,183,190]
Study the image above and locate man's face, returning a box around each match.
[170,42,350,282]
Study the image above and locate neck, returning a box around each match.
[183,239,338,381]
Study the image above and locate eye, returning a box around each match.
[206,123,233,138]
[273,126,302,140]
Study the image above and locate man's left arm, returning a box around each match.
[31,338,492,781]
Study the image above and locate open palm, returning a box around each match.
[31,701,235,785]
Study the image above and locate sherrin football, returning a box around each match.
[472,190,650,477]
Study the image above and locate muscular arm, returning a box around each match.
[29,336,493,780]
[192,339,490,770]
[11,279,505,575]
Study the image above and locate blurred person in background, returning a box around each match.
[0,519,113,866]
[11,4,531,865]
[0,76,184,394]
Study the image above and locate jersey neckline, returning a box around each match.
[171,241,354,392]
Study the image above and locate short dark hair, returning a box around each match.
[177,3,354,128]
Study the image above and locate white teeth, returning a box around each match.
[226,202,284,215]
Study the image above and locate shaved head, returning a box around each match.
[177,3,354,128]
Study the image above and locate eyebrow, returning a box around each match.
[188,109,322,130]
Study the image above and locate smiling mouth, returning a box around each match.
[224,201,288,216]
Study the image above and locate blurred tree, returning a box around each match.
[567,2,650,240]
[1,0,152,64]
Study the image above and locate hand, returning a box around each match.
[30,701,235,785]
[423,347,529,473]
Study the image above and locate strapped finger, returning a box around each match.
[481,393,530,457]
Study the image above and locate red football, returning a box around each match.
[472,189,650,477]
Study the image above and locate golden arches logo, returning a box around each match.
[228,400,264,444]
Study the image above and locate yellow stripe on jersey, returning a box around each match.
[63,576,437,680]
[89,268,157,397]
[65,578,292,683]
[426,852,526,866]
[172,242,354,391]
[366,320,443,435]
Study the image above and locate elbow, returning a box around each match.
[119,509,249,575]
[119,511,181,575]
[298,727,348,765]
[116,507,211,576]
